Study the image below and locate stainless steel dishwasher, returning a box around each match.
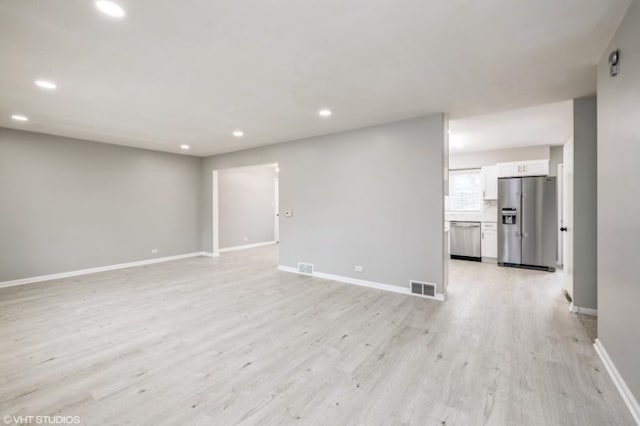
[450,221,481,261]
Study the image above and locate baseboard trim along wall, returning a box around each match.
[277,265,446,301]
[0,252,210,289]
[201,252,220,257]
[219,241,277,253]
[569,303,598,317]
[594,338,640,425]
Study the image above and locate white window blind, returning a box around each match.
[449,169,482,211]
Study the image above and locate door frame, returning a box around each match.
[562,140,574,299]
[557,164,564,266]
[212,170,219,256]
[274,177,279,242]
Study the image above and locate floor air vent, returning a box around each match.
[410,281,436,297]
[297,262,314,275]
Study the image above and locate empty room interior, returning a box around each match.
[1,1,639,425]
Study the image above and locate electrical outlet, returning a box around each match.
[151,248,159,254]
[354,265,363,272]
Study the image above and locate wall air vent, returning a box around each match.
[297,262,314,275]
[422,283,436,297]
[410,280,436,297]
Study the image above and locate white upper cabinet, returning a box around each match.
[481,165,498,200]
[496,162,521,178]
[521,159,549,176]
[496,160,549,178]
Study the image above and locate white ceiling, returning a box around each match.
[449,100,574,153]
[0,0,631,156]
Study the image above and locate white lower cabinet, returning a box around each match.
[481,222,498,259]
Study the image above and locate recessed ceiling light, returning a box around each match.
[233,130,244,138]
[180,144,190,150]
[318,109,332,117]
[11,114,28,122]
[95,0,126,18]
[34,79,57,90]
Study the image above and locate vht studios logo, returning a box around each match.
[3,415,81,425]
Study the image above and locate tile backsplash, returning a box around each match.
[446,200,497,222]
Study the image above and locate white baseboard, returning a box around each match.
[594,338,640,425]
[201,252,220,257]
[219,241,277,253]
[569,303,598,317]
[277,265,445,301]
[0,252,207,289]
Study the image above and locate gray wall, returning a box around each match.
[219,164,277,249]
[597,0,640,404]
[548,145,564,177]
[201,116,446,292]
[572,96,598,311]
[449,146,549,170]
[0,128,201,282]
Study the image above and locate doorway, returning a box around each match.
[211,163,279,255]
[445,101,573,301]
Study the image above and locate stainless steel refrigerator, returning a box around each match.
[498,176,557,271]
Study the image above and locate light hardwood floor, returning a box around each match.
[0,246,634,425]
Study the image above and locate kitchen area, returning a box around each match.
[444,100,573,280]
[444,97,600,318]
[446,158,558,271]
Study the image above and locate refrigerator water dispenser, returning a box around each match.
[501,208,517,225]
